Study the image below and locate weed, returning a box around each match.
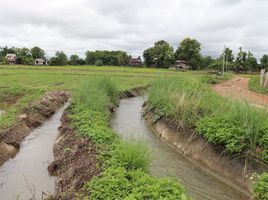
[113,140,151,171]
[252,172,268,200]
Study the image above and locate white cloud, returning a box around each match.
[0,0,267,59]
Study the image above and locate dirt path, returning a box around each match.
[212,76,268,109]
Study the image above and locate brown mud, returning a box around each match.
[119,86,147,98]
[0,90,69,166]
[144,110,268,198]
[48,112,100,199]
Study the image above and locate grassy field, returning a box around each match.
[0,65,183,129]
[0,65,220,129]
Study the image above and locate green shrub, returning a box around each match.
[85,167,189,200]
[252,173,268,200]
[249,76,268,95]
[73,76,119,112]
[196,100,268,162]
[113,140,151,171]
[70,106,116,144]
[148,77,219,128]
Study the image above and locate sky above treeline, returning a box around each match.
[0,0,267,59]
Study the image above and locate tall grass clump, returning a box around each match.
[148,76,220,128]
[113,140,151,171]
[197,99,268,163]
[73,76,119,112]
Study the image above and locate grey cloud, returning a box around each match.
[0,0,268,59]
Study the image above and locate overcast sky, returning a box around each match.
[0,0,268,59]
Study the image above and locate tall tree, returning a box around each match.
[221,47,234,63]
[69,54,80,65]
[260,54,268,69]
[31,46,45,59]
[143,40,174,68]
[235,47,248,73]
[49,51,68,66]
[175,38,202,69]
[246,51,258,71]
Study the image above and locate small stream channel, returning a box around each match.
[111,97,248,200]
[0,104,68,200]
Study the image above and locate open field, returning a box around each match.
[0,65,182,129]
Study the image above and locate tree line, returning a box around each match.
[0,46,129,66]
[143,38,268,73]
[1,40,268,72]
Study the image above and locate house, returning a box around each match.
[35,58,44,65]
[129,57,142,67]
[171,60,189,70]
[35,58,48,65]
[5,54,16,64]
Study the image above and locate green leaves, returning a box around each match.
[86,167,189,200]
[253,173,268,200]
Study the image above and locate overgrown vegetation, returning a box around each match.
[147,76,268,163]
[252,172,268,200]
[249,76,268,94]
[70,76,189,199]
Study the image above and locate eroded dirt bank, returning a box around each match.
[48,88,147,199]
[144,110,268,198]
[48,111,100,199]
[0,90,69,166]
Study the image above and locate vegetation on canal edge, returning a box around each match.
[0,86,44,129]
[70,76,189,199]
[249,76,268,95]
[148,76,268,164]
[253,172,268,200]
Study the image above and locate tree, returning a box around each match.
[260,54,268,69]
[85,50,128,66]
[49,51,68,66]
[31,46,45,59]
[16,48,34,65]
[69,54,81,65]
[246,51,258,72]
[235,47,247,73]
[175,38,202,69]
[143,40,174,68]
[208,59,234,73]
[200,56,214,70]
[221,47,234,63]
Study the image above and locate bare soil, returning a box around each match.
[119,86,147,98]
[0,90,69,166]
[212,76,268,109]
[48,111,101,199]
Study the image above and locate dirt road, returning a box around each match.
[212,76,268,109]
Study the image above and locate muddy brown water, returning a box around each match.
[111,97,248,200]
[0,104,68,200]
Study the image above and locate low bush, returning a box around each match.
[86,167,189,200]
[113,140,151,171]
[249,76,268,95]
[197,101,268,162]
[148,76,221,128]
[73,76,119,112]
[252,172,268,200]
